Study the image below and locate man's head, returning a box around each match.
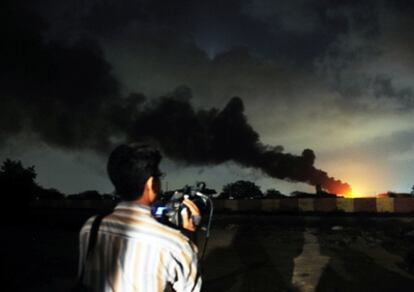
[107,144,162,201]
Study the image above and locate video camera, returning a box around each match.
[152,182,213,234]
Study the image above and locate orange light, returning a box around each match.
[344,189,354,198]
[320,160,383,198]
[344,186,373,198]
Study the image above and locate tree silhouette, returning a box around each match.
[0,159,39,203]
[36,187,64,200]
[221,180,263,199]
[265,188,285,198]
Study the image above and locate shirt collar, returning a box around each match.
[115,201,153,216]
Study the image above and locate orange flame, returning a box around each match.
[344,186,373,198]
[344,189,354,198]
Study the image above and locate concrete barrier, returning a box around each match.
[376,198,394,213]
[237,199,262,211]
[314,198,337,212]
[31,198,414,214]
[298,198,314,212]
[280,198,298,211]
[214,200,238,211]
[31,199,116,209]
[336,198,354,212]
[394,198,414,213]
[354,198,377,212]
[261,199,280,212]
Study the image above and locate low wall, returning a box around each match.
[31,198,414,214]
[213,198,414,214]
[31,199,117,209]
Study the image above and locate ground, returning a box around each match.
[202,215,414,292]
[5,210,414,291]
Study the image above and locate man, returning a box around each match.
[78,144,202,291]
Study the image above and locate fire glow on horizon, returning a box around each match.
[324,160,390,198]
[342,183,377,198]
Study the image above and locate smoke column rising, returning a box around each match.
[126,92,351,194]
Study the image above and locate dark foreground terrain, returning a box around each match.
[4,209,414,291]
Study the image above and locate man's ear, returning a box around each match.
[145,176,157,201]
[145,176,153,190]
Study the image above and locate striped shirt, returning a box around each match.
[78,202,201,292]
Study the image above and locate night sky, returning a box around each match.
[1,0,414,196]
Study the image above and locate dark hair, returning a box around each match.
[107,144,162,201]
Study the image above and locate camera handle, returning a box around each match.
[194,192,214,263]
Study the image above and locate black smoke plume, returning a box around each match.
[127,92,350,194]
[0,1,351,194]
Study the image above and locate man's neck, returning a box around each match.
[134,190,153,206]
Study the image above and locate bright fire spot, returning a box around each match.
[344,186,372,198]
[344,189,354,198]
[322,160,383,198]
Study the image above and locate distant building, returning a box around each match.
[290,191,315,198]
[315,184,337,197]
[377,192,413,198]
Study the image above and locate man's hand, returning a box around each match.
[181,198,201,232]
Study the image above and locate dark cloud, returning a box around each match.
[0,1,120,152]
[0,1,351,193]
[81,0,414,116]
[32,0,414,115]
[33,0,367,66]
[373,75,414,109]
[5,0,414,194]
[316,0,414,112]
